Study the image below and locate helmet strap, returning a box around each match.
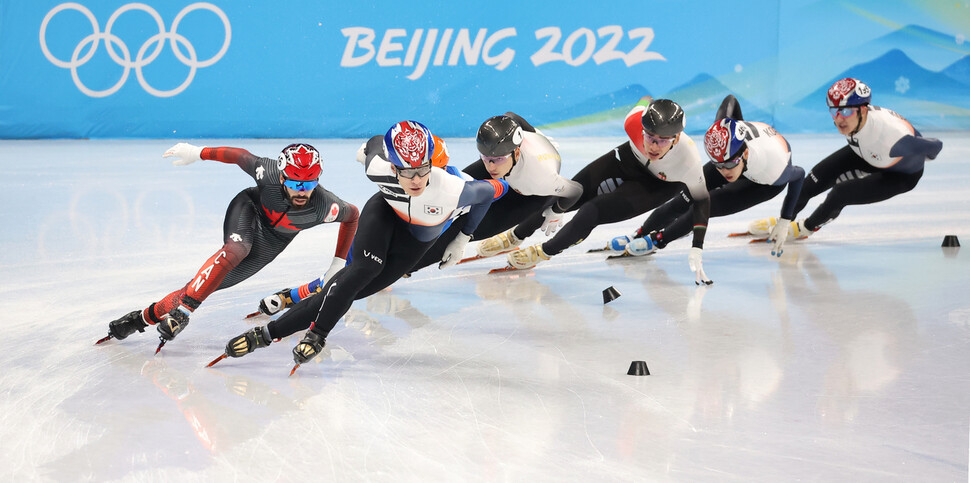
[503,148,519,179]
[849,105,867,137]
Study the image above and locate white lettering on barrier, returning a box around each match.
[377,29,406,66]
[340,27,375,67]
[482,27,516,71]
[532,26,664,67]
[340,26,661,80]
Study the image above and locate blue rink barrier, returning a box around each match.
[1,1,968,138]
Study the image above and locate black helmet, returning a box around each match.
[476,115,523,157]
[641,99,685,138]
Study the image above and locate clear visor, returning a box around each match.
[395,164,432,179]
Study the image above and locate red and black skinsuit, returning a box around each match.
[143,147,358,325]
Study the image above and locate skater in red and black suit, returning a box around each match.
[99,143,359,350]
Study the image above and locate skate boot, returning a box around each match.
[108,310,149,341]
[292,330,327,364]
[507,244,551,269]
[609,235,633,252]
[789,219,815,238]
[226,326,273,358]
[477,228,523,258]
[748,217,778,236]
[625,237,655,257]
[646,230,666,249]
[157,306,191,341]
[258,288,292,316]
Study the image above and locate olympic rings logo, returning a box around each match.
[39,2,231,98]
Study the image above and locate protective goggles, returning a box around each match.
[282,178,319,191]
[395,164,432,179]
[643,131,676,148]
[481,153,513,164]
[714,152,744,170]
[829,106,858,118]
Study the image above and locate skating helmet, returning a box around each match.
[641,99,686,138]
[431,134,450,168]
[826,78,871,108]
[383,120,435,168]
[476,115,523,158]
[704,118,748,164]
[278,143,322,180]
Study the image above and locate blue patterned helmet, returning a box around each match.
[383,121,435,168]
[826,78,871,107]
[704,118,747,164]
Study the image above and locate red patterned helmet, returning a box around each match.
[826,78,871,108]
[278,143,322,181]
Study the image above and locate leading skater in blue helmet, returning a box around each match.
[748,78,943,243]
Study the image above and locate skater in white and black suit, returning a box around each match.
[410,112,583,271]
[619,95,805,257]
[749,78,943,241]
[506,97,714,284]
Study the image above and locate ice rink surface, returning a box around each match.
[1,133,968,482]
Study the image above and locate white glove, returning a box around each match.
[539,206,563,236]
[688,247,713,285]
[439,232,471,268]
[321,257,346,286]
[355,142,367,165]
[163,143,204,166]
[767,217,791,257]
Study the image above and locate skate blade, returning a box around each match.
[488,264,532,274]
[94,334,113,345]
[154,339,167,355]
[456,255,484,265]
[728,231,753,237]
[458,248,517,265]
[606,251,654,260]
[749,235,808,244]
[289,363,301,376]
[244,310,262,319]
[206,353,228,368]
[586,246,611,253]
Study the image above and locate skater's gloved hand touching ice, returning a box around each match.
[688,247,713,285]
[767,218,791,257]
[539,206,563,236]
[440,232,471,269]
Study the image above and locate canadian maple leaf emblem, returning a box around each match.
[263,207,297,230]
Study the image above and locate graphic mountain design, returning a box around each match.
[942,55,970,86]
[795,49,970,109]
